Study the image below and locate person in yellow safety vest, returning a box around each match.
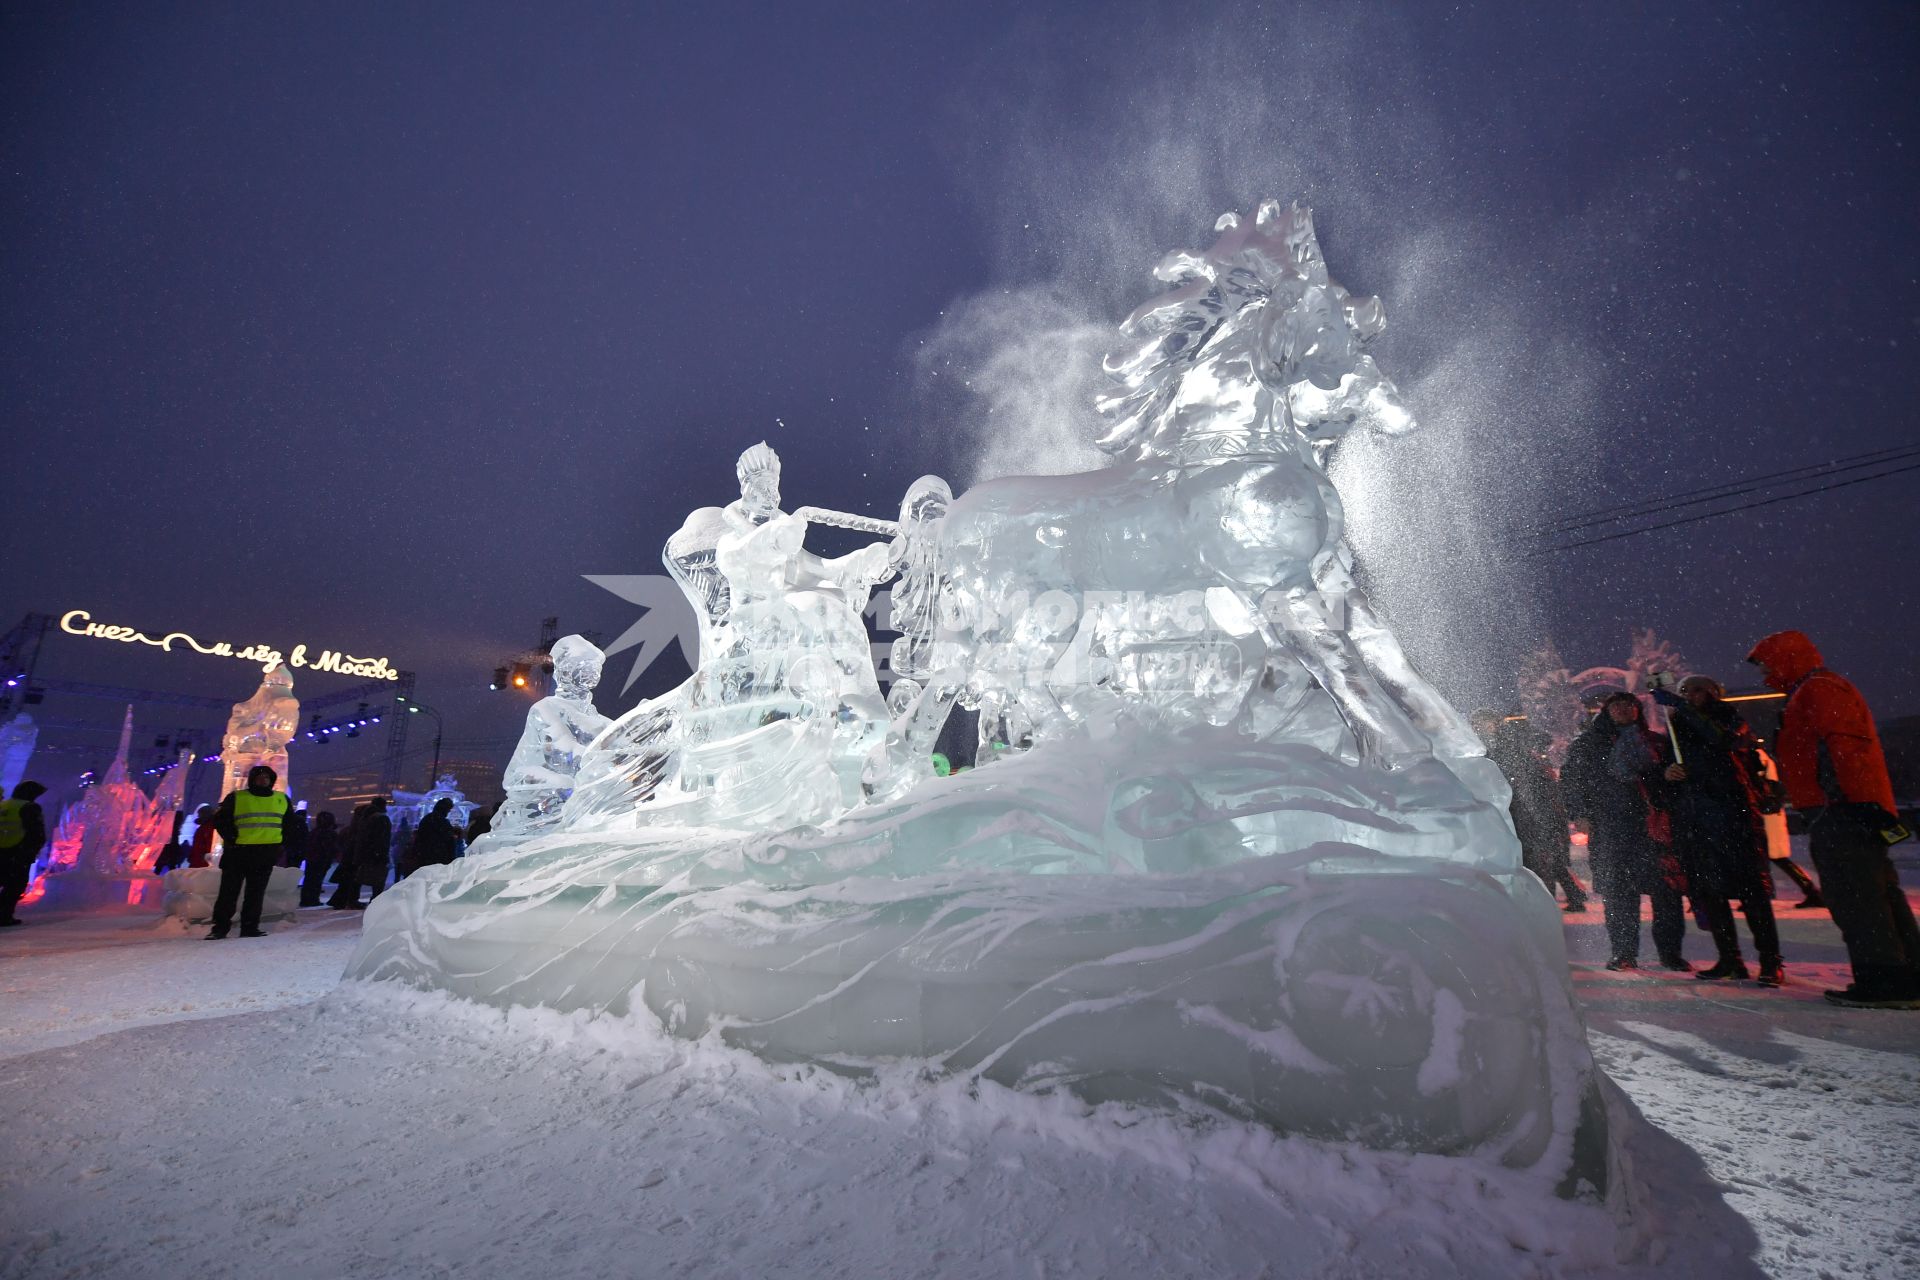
[206,764,294,939]
[0,781,50,926]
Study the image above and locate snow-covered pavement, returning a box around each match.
[1,876,1915,1280]
[1561,889,1920,1279]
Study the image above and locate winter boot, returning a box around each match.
[1604,956,1638,972]
[1695,958,1750,981]
[1824,967,1920,1008]
[1658,953,1694,973]
[204,927,229,940]
[1824,986,1920,1009]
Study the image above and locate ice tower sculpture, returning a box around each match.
[221,664,298,801]
[0,712,37,797]
[69,707,156,875]
[483,634,612,844]
[40,706,168,909]
[351,203,1612,1191]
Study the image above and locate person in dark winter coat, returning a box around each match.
[464,803,493,845]
[280,806,310,870]
[301,811,340,907]
[1560,692,1688,971]
[328,798,392,910]
[187,805,218,867]
[327,804,369,908]
[1749,630,1920,1008]
[406,798,460,874]
[1655,675,1783,986]
[0,780,49,925]
[1473,710,1587,911]
[153,810,190,874]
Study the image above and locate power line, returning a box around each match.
[1522,443,1920,539]
[1534,458,1920,556]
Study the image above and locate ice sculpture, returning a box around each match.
[350,203,1610,1190]
[0,712,37,797]
[392,773,481,834]
[72,708,156,876]
[40,706,166,909]
[220,664,298,803]
[482,636,612,844]
[147,746,196,819]
[868,204,1480,801]
[562,443,897,832]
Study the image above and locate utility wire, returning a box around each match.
[1523,443,1920,538]
[1534,459,1920,555]
[1523,442,1917,533]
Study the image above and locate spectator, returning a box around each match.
[327,804,370,909]
[1561,692,1688,972]
[1472,709,1587,911]
[464,803,493,845]
[1748,631,1919,1009]
[281,804,310,870]
[187,804,218,867]
[407,798,460,873]
[153,810,190,874]
[0,780,49,926]
[1655,675,1783,986]
[329,798,391,910]
[206,765,295,940]
[301,811,340,907]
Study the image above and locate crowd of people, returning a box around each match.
[1475,629,1917,1009]
[0,770,497,938]
[2,629,1914,1010]
[189,782,500,935]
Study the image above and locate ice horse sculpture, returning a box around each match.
[351,202,1609,1188]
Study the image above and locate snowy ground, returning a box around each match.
[1,854,1915,1280]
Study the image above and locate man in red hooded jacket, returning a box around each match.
[1747,631,1919,1008]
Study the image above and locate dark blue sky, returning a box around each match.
[3,1,1915,792]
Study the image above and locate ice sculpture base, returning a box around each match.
[161,867,302,925]
[347,734,1610,1187]
[35,872,165,914]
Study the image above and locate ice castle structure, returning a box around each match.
[349,202,1612,1187]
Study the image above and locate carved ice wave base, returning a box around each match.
[347,736,1610,1188]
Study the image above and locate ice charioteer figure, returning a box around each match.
[488,635,613,844]
[560,442,897,831]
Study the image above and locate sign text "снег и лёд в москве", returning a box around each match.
[57,609,401,681]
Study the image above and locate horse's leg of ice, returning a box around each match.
[1261,582,1431,763]
[1315,554,1483,759]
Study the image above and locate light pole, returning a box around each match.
[395,695,443,787]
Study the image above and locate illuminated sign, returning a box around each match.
[58,609,402,680]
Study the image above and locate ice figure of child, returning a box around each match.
[489,635,612,842]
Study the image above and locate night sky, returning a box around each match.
[3,2,1915,796]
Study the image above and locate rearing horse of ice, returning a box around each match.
[873,200,1479,797]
